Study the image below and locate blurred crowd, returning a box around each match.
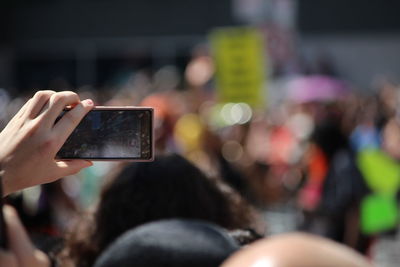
[1,48,400,266]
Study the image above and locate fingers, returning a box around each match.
[8,90,55,125]
[53,160,93,178]
[53,99,94,142]
[25,90,56,119]
[37,91,81,128]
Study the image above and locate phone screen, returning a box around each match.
[56,108,153,160]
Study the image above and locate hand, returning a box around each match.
[0,206,50,267]
[0,90,94,196]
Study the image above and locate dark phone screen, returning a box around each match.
[57,109,152,160]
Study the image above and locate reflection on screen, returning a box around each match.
[58,110,142,158]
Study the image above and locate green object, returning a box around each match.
[360,194,398,234]
[357,149,400,195]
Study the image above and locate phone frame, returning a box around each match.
[57,106,154,162]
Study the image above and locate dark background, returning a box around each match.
[298,0,400,34]
[1,0,400,92]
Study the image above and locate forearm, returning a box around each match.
[0,164,6,197]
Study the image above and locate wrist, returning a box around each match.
[0,164,12,197]
[0,166,4,197]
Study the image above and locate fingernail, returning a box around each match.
[3,205,16,217]
[86,99,94,106]
[85,160,93,166]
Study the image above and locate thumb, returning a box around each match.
[54,160,93,177]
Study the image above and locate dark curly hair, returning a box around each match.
[62,153,255,267]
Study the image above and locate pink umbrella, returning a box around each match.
[288,75,349,103]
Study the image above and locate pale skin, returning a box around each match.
[0,206,50,267]
[0,90,94,196]
[0,90,94,266]
[222,232,373,267]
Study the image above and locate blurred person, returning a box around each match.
[298,112,349,212]
[343,96,400,256]
[306,94,400,256]
[222,232,372,267]
[94,219,239,267]
[184,44,215,113]
[376,80,399,128]
[349,99,381,152]
[260,115,300,205]
[141,92,181,154]
[307,93,400,255]
[356,118,400,249]
[62,153,259,267]
[297,104,371,253]
[241,114,276,205]
[380,117,400,160]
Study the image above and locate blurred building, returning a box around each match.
[0,0,238,93]
[1,0,400,94]
[297,0,400,88]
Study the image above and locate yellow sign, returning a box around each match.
[210,27,266,108]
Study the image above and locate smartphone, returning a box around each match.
[56,107,154,161]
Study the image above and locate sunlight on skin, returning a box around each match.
[251,258,274,267]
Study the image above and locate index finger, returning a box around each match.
[25,90,56,119]
[36,91,80,128]
[52,99,94,145]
